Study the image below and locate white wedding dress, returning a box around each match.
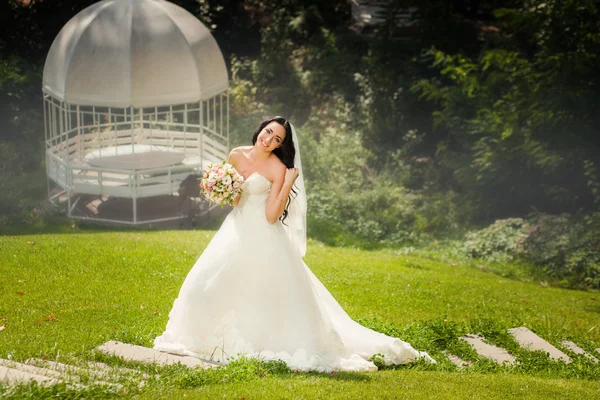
[154,172,435,372]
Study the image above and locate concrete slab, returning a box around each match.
[26,359,131,385]
[508,327,571,363]
[446,354,472,368]
[561,341,598,363]
[26,359,86,375]
[86,360,149,378]
[97,340,215,368]
[0,365,59,386]
[0,359,63,380]
[460,334,516,364]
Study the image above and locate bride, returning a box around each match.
[154,117,435,372]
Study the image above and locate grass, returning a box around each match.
[1,227,599,398]
[140,370,599,400]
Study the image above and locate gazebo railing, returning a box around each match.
[44,92,229,224]
[48,151,207,198]
[47,123,227,161]
[47,134,227,168]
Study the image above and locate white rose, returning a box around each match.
[222,175,232,185]
[208,172,219,183]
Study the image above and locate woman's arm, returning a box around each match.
[265,167,299,224]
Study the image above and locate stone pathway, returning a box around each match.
[561,340,598,363]
[460,334,516,364]
[508,327,571,363]
[2,330,597,387]
[0,363,60,386]
[0,356,144,390]
[97,340,218,368]
[0,359,64,382]
[27,358,147,386]
[450,326,600,368]
[445,353,472,368]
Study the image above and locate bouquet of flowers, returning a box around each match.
[198,161,244,207]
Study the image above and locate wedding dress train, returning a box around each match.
[154,172,435,372]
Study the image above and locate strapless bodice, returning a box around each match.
[236,173,271,209]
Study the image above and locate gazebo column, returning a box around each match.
[130,106,135,154]
[132,172,137,224]
[133,197,137,224]
[199,100,204,160]
[44,95,50,199]
[67,190,72,217]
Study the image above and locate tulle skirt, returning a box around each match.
[154,193,434,372]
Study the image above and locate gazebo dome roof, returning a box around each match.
[43,0,228,108]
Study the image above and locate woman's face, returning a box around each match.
[256,121,286,152]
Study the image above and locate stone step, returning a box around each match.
[26,359,97,377]
[28,358,146,379]
[445,353,472,368]
[0,358,125,389]
[97,340,217,368]
[86,360,149,379]
[0,364,60,386]
[25,359,136,387]
[0,359,64,381]
[508,327,571,363]
[561,341,599,363]
[460,334,516,364]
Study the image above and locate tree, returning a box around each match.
[414,0,600,220]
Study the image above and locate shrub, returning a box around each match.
[464,214,600,289]
[0,137,48,226]
[520,213,600,289]
[464,218,529,263]
[228,56,274,148]
[301,115,460,248]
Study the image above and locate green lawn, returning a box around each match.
[140,371,600,400]
[1,229,599,398]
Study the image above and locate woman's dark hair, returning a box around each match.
[252,116,297,224]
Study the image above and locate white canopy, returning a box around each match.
[43,0,228,108]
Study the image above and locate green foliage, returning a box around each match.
[520,213,600,289]
[0,54,45,225]
[464,214,600,289]
[0,55,43,143]
[228,55,270,147]
[0,162,48,227]
[413,0,600,220]
[583,159,600,207]
[300,107,460,248]
[3,0,600,294]
[464,218,529,263]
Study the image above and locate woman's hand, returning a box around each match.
[284,168,299,186]
[232,192,242,207]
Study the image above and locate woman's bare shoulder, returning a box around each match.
[269,154,286,167]
[268,156,287,180]
[229,146,252,160]
[230,146,253,154]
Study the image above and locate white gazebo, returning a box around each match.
[43,0,229,224]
